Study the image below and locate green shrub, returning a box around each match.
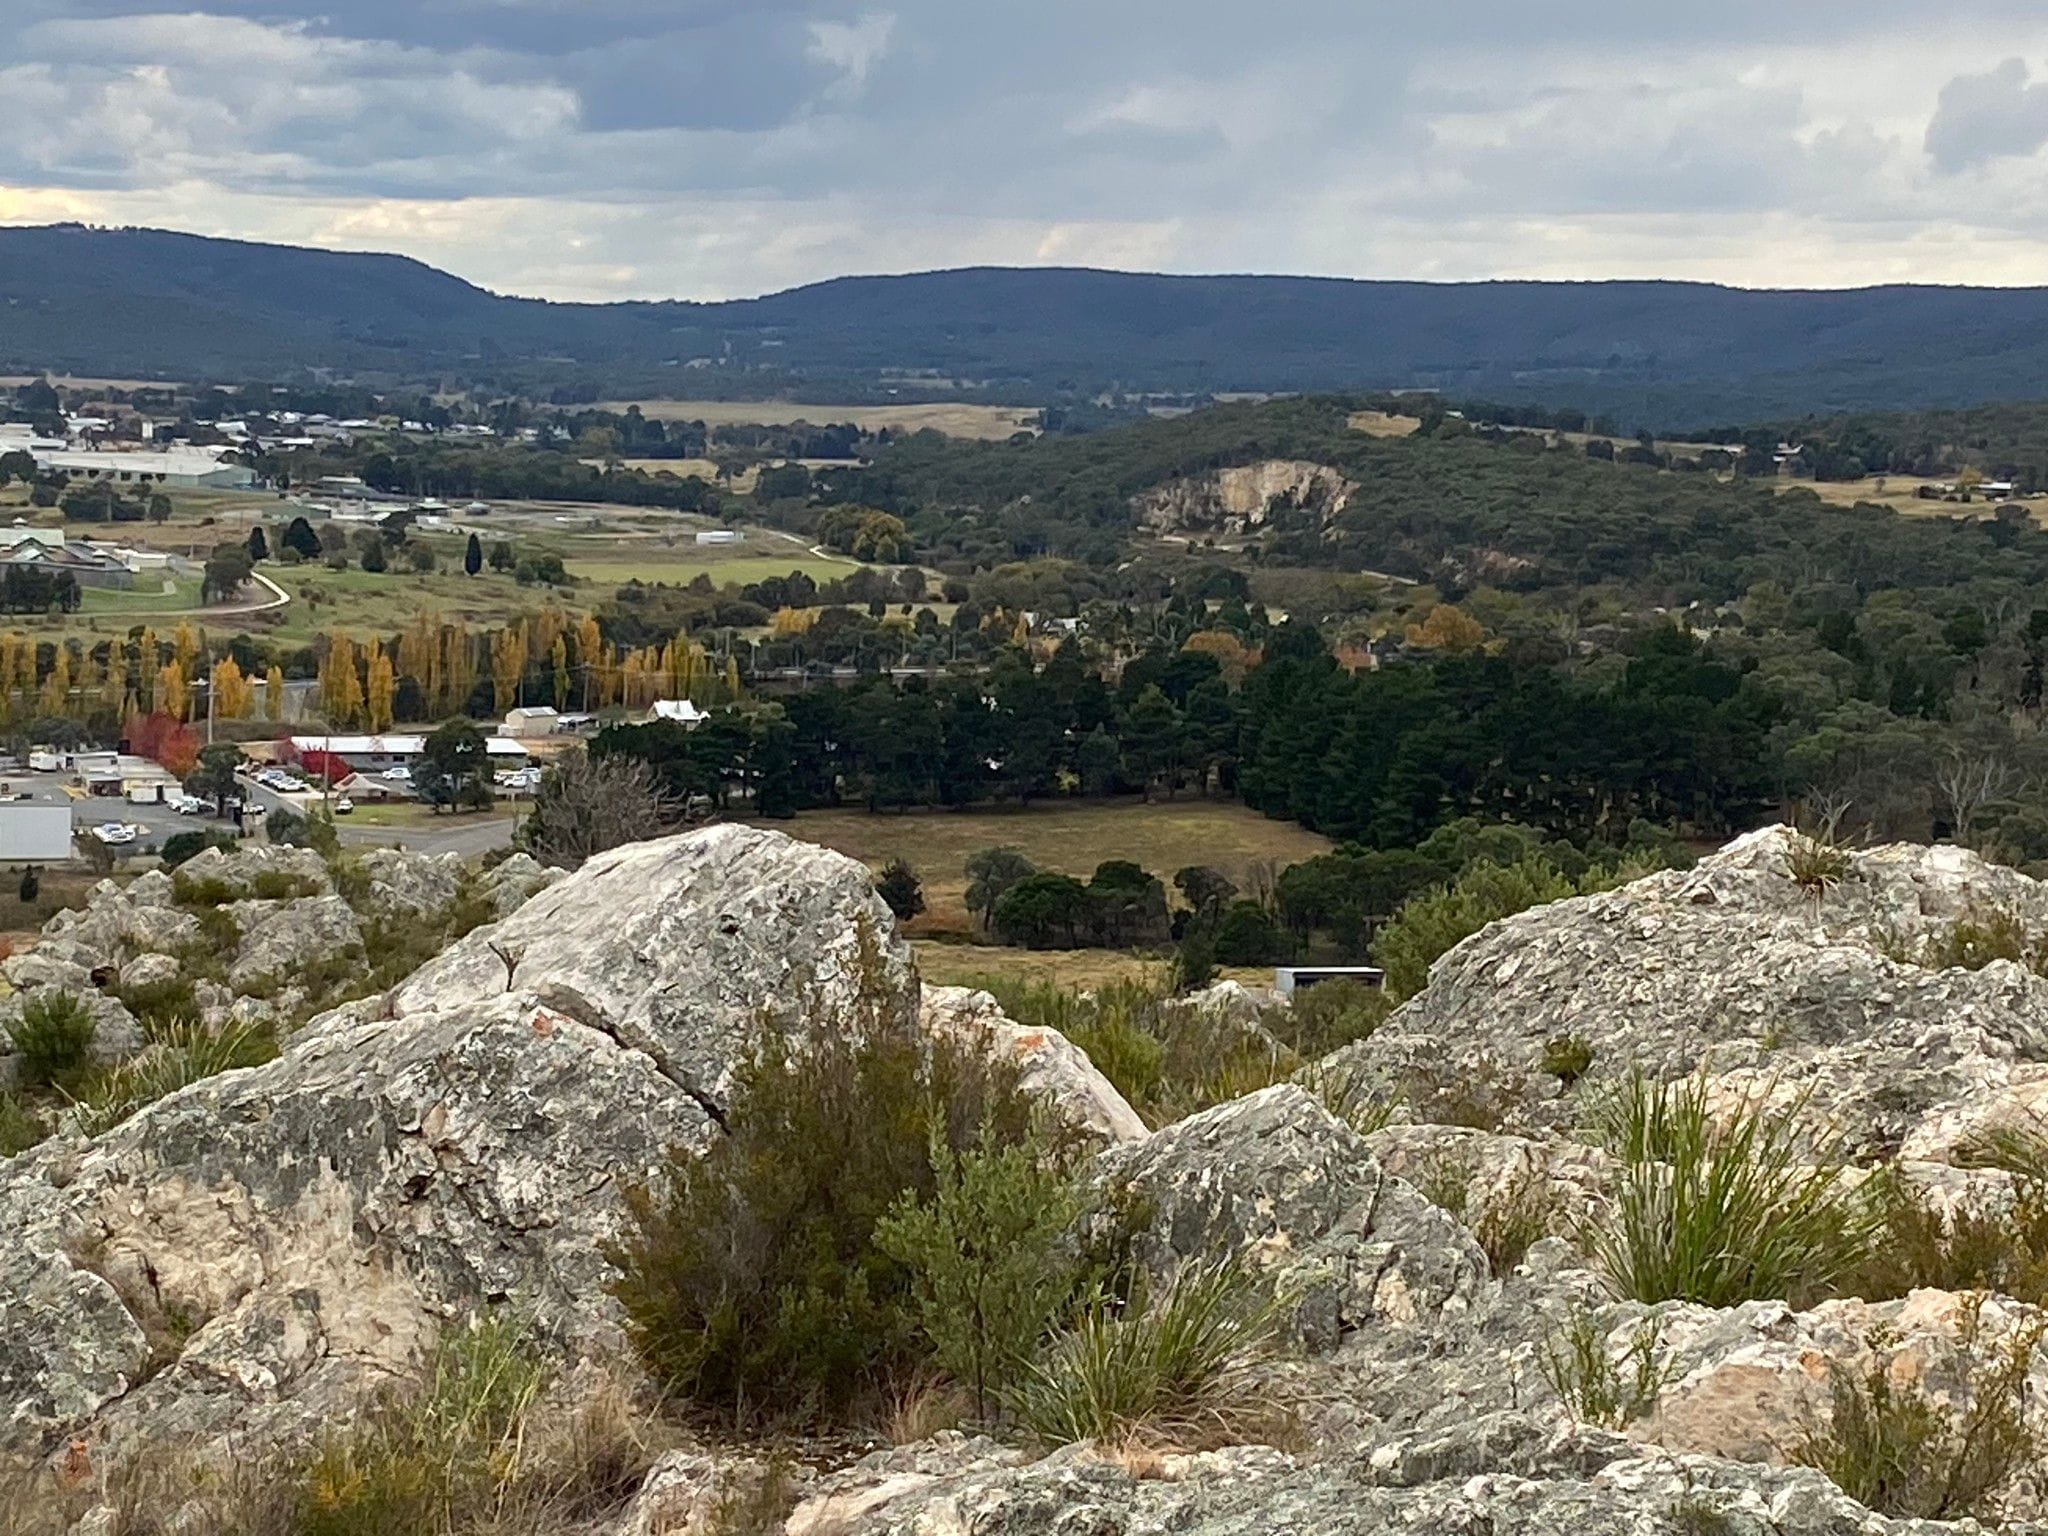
[1539,1306,1669,1429]
[250,871,323,901]
[171,873,239,909]
[69,1021,277,1137]
[9,991,95,1088]
[158,829,234,869]
[1373,858,1579,1001]
[0,1091,43,1157]
[1275,979,1389,1060]
[1794,1299,2040,1522]
[1840,1168,2048,1305]
[611,929,1039,1427]
[1586,1073,1877,1307]
[1007,1261,1282,1448]
[977,973,1292,1129]
[873,1125,1084,1419]
[116,975,202,1039]
[1540,1033,1595,1086]
[1785,826,1853,896]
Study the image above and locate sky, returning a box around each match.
[2,2,2048,302]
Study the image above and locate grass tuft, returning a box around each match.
[1586,1072,1877,1307]
[1007,1261,1283,1449]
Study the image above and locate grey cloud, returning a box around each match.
[1925,57,2048,172]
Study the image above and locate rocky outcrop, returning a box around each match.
[1087,1085,1488,1350]
[1133,459,1357,539]
[1337,825,2048,1159]
[920,984,1148,1146]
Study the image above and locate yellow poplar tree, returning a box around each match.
[156,661,189,722]
[265,664,286,722]
[211,656,251,720]
[366,650,395,732]
[551,636,569,711]
[38,646,70,717]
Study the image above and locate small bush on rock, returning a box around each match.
[1587,1072,1878,1307]
[70,1020,276,1137]
[1541,1034,1595,1086]
[1539,1306,1670,1429]
[1795,1298,2041,1522]
[612,927,1040,1427]
[9,991,95,1087]
[1274,978,1388,1059]
[874,1124,1084,1420]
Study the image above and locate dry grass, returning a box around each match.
[1346,410,1420,438]
[915,942,1272,993]
[756,799,1331,938]
[597,399,1041,441]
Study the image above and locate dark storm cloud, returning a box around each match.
[3,2,2048,298]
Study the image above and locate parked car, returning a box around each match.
[334,796,354,814]
[93,822,136,845]
[173,795,209,815]
[381,765,412,782]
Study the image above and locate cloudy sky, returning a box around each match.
[1,2,2046,301]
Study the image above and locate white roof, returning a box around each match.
[652,698,708,723]
[5,445,244,477]
[293,734,529,757]
[504,706,559,720]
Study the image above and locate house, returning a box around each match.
[500,706,562,739]
[81,755,182,801]
[694,529,745,546]
[289,733,530,781]
[651,699,708,726]
[0,539,135,590]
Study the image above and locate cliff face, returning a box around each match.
[15,824,2048,1534]
[1132,459,1358,538]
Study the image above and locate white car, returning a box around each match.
[334,796,354,814]
[92,822,135,845]
[381,765,412,782]
[173,795,208,815]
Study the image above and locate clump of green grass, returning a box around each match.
[0,1091,44,1157]
[1473,1166,1559,1275]
[1784,824,1853,896]
[974,972,1293,1128]
[1006,1261,1283,1449]
[69,1020,277,1137]
[1586,1072,1877,1307]
[8,991,95,1088]
[1795,1299,2041,1523]
[1539,1305,1670,1429]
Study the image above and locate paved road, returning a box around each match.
[234,774,522,856]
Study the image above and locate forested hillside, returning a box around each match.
[15,224,2048,420]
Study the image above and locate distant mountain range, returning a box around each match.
[6,224,2048,424]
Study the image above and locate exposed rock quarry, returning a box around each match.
[1133,458,1357,538]
[19,822,2048,1534]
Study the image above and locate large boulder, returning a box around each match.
[388,823,918,1107]
[1337,826,2048,1159]
[0,826,915,1465]
[1085,1085,1488,1351]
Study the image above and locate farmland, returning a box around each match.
[596,398,1040,440]
[749,798,1333,939]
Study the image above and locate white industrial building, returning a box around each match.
[0,443,257,490]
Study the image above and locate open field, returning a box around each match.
[1780,474,2048,525]
[748,798,1333,937]
[596,399,1041,440]
[1348,409,1421,437]
[77,578,204,615]
[913,941,1274,993]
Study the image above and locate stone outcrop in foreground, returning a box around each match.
[16,823,2048,1536]
[0,825,1142,1468]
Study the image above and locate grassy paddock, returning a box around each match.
[597,399,1041,440]
[753,798,1333,936]
[914,941,1272,993]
